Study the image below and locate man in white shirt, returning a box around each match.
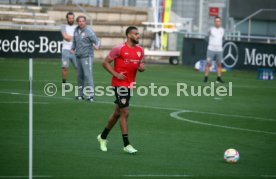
[204,16,224,83]
[61,12,77,85]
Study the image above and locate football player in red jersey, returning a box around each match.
[97,26,145,154]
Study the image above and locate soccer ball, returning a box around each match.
[224,148,239,164]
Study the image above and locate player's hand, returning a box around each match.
[115,72,126,80]
[93,44,100,50]
[70,49,75,54]
[138,63,145,72]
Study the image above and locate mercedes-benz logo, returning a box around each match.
[223,42,238,68]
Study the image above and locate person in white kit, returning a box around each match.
[61,12,77,85]
[204,16,224,83]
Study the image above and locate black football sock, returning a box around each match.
[217,76,224,83]
[101,128,110,139]
[122,134,130,147]
[62,79,66,83]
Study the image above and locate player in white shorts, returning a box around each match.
[61,12,77,86]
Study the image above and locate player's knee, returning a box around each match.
[84,74,92,81]
[120,109,129,118]
[84,74,89,79]
[113,111,120,118]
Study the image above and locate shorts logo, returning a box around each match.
[137,51,141,57]
[121,98,127,104]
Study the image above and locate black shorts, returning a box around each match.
[113,87,131,108]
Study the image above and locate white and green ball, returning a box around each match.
[224,148,239,164]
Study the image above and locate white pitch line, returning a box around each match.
[0,176,51,178]
[214,97,223,100]
[170,110,276,135]
[0,91,183,111]
[1,78,276,89]
[0,101,48,104]
[123,174,191,177]
[261,175,276,178]
[189,109,276,122]
[122,103,276,122]
[124,174,276,178]
[1,91,276,122]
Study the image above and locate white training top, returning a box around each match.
[61,24,77,50]
[207,26,224,52]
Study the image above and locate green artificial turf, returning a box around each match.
[0,59,275,179]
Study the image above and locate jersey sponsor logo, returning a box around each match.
[124,59,140,64]
[130,59,140,64]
